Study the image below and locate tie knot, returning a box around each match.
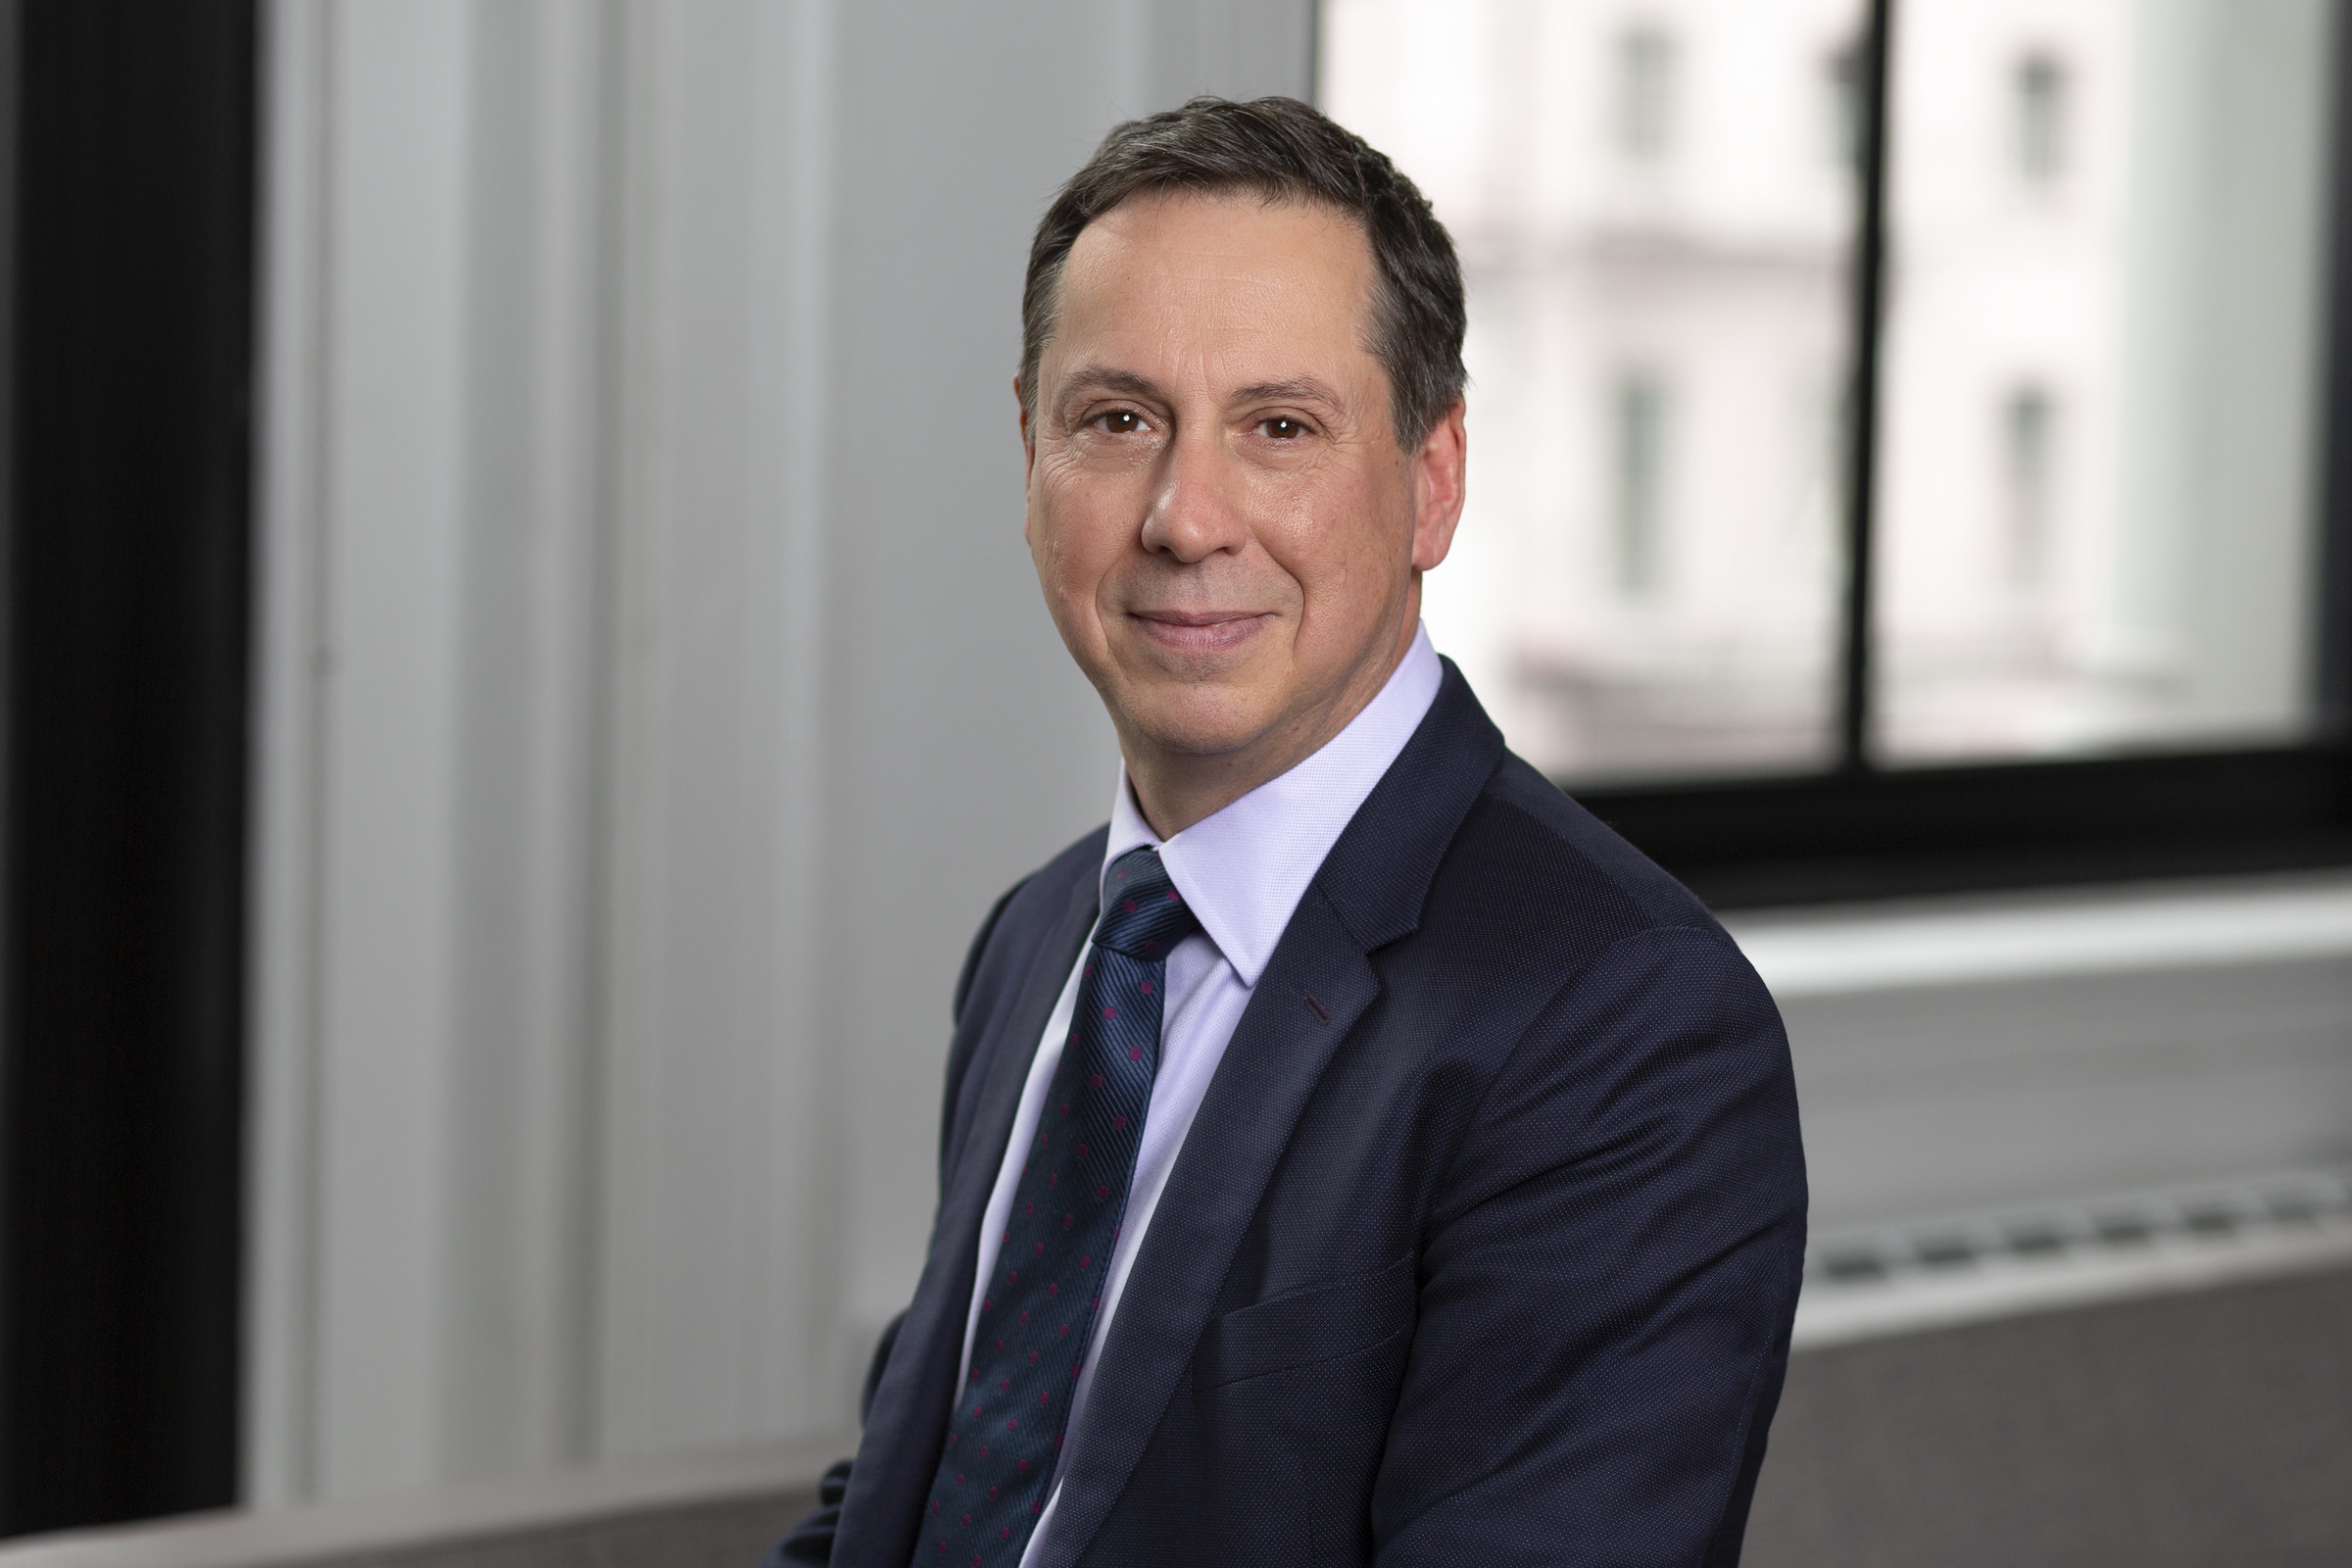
[1092,847,1200,959]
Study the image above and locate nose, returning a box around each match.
[1139,425,1249,564]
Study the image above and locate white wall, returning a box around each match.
[247,0,1312,1505]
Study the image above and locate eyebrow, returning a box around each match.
[1230,376,1348,411]
[1056,367,1166,405]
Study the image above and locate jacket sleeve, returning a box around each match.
[940,877,1026,1179]
[1371,925,1808,1567]
[761,878,1024,1567]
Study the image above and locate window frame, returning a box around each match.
[1323,0,2352,908]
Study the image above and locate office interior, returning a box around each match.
[0,1,2344,1565]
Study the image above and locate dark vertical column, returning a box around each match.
[1837,0,1894,771]
[2314,0,2352,738]
[0,0,256,1534]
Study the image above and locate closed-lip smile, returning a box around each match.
[1129,609,1270,654]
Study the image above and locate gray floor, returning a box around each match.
[1748,1262,2352,1568]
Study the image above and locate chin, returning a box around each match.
[1122,685,1273,760]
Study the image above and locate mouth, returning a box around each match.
[1127,608,1272,657]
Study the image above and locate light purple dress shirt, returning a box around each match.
[956,623,1446,1565]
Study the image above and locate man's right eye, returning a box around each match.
[1099,410,1144,433]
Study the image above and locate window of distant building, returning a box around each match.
[2004,384,2057,588]
[2015,51,2069,183]
[1614,371,1672,597]
[1617,24,1678,161]
[1825,41,1863,170]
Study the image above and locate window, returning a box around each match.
[1323,0,2352,902]
[1613,370,1672,596]
[2003,384,2057,589]
[1825,43,1865,169]
[2015,51,2070,183]
[1617,24,1679,160]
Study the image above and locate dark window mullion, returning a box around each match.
[1837,0,1896,772]
[2312,0,2352,737]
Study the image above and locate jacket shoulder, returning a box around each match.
[938,824,1106,1174]
[956,825,1105,1010]
[1421,751,1730,970]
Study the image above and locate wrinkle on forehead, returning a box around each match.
[1044,191,1384,417]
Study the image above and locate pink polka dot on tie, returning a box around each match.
[1102,1005,1116,1021]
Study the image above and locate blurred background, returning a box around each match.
[0,2,2345,1565]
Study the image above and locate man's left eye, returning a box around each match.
[1263,417,1307,439]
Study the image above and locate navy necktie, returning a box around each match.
[915,846,1200,1567]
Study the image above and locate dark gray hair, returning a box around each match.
[1020,96,1467,449]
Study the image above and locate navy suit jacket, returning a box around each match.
[782,663,1806,1567]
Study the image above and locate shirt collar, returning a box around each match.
[1101,622,1444,989]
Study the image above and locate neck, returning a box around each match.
[1121,614,1418,840]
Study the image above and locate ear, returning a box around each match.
[1409,397,1467,573]
[1015,376,1036,482]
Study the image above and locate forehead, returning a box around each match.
[1047,191,1378,376]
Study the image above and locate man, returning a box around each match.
[774,96,1805,1568]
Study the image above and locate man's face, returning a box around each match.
[1021,191,1463,779]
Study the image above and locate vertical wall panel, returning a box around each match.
[248,0,1314,1502]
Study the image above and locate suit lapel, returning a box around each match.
[1032,662,1505,1568]
[839,873,1098,1568]
[1032,885,1381,1568]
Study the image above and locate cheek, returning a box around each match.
[1030,472,1124,632]
[1263,474,1406,619]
